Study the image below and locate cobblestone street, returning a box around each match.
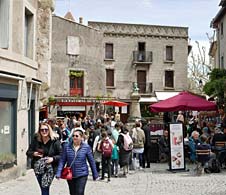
[0,163,226,195]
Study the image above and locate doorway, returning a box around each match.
[137,70,146,93]
[138,42,146,62]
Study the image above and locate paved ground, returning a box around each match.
[0,163,226,195]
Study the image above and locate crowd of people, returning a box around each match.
[26,109,226,195]
[26,115,153,195]
[173,109,226,173]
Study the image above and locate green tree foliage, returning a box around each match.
[203,68,226,106]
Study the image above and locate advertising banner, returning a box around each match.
[169,123,185,171]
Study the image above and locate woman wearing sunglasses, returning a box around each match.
[56,128,99,195]
[26,122,62,195]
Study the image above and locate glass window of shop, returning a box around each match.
[0,101,15,154]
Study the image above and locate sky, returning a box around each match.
[54,0,220,44]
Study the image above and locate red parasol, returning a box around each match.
[150,91,217,112]
[102,100,128,107]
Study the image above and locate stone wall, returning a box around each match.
[50,16,106,97]
[89,22,188,100]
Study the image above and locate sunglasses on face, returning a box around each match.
[72,134,79,138]
[40,128,49,133]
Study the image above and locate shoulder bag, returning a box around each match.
[61,152,78,180]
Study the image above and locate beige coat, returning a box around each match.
[132,127,145,148]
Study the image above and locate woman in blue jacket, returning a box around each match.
[56,128,99,195]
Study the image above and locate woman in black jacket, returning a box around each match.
[116,126,132,177]
[26,122,62,195]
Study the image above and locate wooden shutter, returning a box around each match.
[137,70,146,93]
[166,46,173,61]
[106,69,114,86]
[165,71,174,88]
[105,43,113,59]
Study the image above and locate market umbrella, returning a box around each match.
[150,91,217,112]
[102,100,128,107]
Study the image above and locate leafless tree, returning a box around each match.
[188,33,214,92]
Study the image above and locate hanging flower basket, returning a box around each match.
[48,96,56,104]
[69,71,83,78]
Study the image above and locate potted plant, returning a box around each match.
[0,154,3,172]
[48,96,56,104]
[1,153,15,169]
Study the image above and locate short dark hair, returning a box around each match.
[101,131,107,138]
[200,134,208,143]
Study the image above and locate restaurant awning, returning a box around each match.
[139,97,158,103]
[155,91,180,101]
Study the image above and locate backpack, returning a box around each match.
[101,139,113,158]
[206,158,221,173]
[121,133,133,151]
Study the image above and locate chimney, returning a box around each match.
[79,17,83,24]
[64,11,75,22]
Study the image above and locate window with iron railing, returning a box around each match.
[133,51,152,62]
[133,82,153,93]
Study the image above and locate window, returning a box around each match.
[166,46,173,61]
[105,43,113,59]
[138,42,146,62]
[24,8,34,58]
[221,22,224,35]
[221,56,224,69]
[0,0,9,48]
[69,71,84,96]
[106,69,114,87]
[165,70,174,88]
[0,101,15,154]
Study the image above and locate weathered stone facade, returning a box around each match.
[50,16,188,119]
[50,16,105,97]
[211,0,226,69]
[89,21,188,100]
[0,0,53,181]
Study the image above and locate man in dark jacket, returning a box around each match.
[142,121,151,168]
[159,130,170,163]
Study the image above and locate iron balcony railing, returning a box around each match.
[133,51,153,63]
[133,82,153,94]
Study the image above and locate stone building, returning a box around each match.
[48,15,106,119]
[0,0,53,181]
[88,21,188,119]
[50,14,188,122]
[210,0,226,69]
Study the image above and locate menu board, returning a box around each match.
[169,123,185,171]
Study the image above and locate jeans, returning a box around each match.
[67,176,88,195]
[36,174,50,195]
[111,159,119,175]
[133,153,143,167]
[101,156,111,179]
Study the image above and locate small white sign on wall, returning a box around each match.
[4,126,10,134]
[114,106,119,113]
[121,106,127,114]
[67,36,80,55]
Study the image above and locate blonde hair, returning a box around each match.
[36,122,59,142]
